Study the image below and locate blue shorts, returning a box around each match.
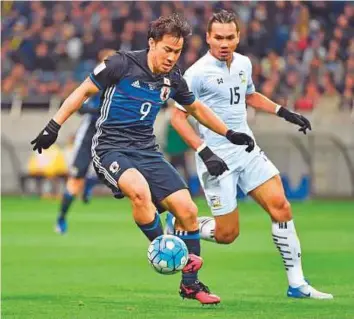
[70,115,96,178]
[92,149,188,210]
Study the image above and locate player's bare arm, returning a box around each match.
[169,102,203,151]
[53,77,100,125]
[171,106,229,177]
[246,92,279,114]
[170,101,254,177]
[31,77,99,154]
[181,99,255,152]
[246,91,312,134]
[182,99,228,136]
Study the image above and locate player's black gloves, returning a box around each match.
[31,119,61,154]
[226,130,255,152]
[198,146,229,177]
[277,106,312,134]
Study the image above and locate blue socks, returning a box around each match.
[174,229,201,285]
[136,213,163,241]
[58,190,75,220]
[82,177,98,203]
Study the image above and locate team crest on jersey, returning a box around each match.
[109,161,120,174]
[160,86,171,101]
[239,70,247,84]
[210,195,222,208]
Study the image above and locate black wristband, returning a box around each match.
[198,146,214,162]
[47,119,61,134]
[276,106,288,118]
[226,129,234,141]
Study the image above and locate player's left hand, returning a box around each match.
[198,146,229,177]
[226,130,255,152]
[277,106,312,134]
[31,119,61,154]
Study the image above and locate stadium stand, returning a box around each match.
[1,1,353,112]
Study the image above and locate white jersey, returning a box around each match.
[184,51,255,147]
[176,51,258,172]
[176,51,279,214]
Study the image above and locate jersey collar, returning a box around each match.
[206,50,234,68]
[133,49,154,76]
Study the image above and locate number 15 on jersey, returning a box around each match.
[230,86,240,105]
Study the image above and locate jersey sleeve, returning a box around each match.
[89,53,126,90]
[246,57,256,95]
[173,76,196,106]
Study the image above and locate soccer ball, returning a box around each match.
[147,235,189,275]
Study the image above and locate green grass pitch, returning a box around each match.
[2,196,354,319]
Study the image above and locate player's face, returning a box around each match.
[207,22,240,62]
[149,35,184,73]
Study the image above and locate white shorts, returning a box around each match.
[197,146,279,216]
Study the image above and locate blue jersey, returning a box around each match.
[89,50,195,155]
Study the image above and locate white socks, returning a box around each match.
[197,217,217,242]
[167,215,217,242]
[179,215,306,288]
[198,216,306,287]
[272,220,306,287]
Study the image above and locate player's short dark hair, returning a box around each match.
[148,13,192,42]
[207,10,240,33]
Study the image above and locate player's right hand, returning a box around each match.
[226,130,255,152]
[277,106,312,134]
[198,146,229,177]
[31,119,61,154]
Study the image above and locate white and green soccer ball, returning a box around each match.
[147,235,189,275]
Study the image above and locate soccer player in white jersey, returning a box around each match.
[166,10,333,299]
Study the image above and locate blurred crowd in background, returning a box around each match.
[2,1,354,113]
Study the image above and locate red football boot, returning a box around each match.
[179,280,221,305]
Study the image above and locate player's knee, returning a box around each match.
[176,201,198,229]
[67,178,84,195]
[270,197,292,222]
[215,226,239,244]
[129,188,151,208]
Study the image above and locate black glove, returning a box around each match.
[198,146,229,177]
[226,130,255,152]
[277,106,312,134]
[31,119,61,154]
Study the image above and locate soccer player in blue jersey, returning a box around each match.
[31,14,255,304]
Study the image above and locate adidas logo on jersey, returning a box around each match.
[131,80,140,88]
